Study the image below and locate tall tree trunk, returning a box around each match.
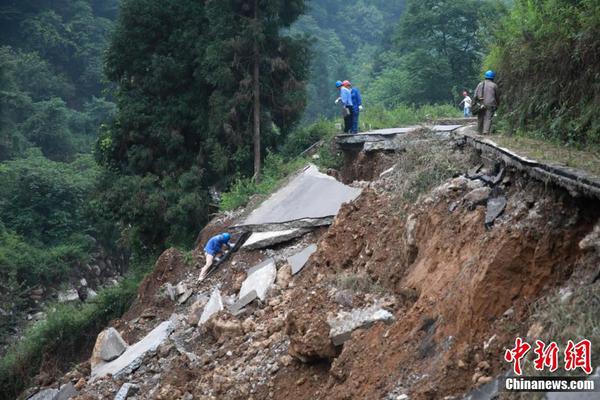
[252,0,261,183]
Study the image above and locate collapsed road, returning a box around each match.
[25,121,600,400]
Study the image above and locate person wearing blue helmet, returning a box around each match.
[198,232,234,281]
[474,70,500,135]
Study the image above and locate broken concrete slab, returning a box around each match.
[328,305,394,346]
[55,383,77,400]
[238,258,277,302]
[236,165,362,231]
[485,193,507,227]
[242,228,311,250]
[287,244,317,275]
[175,282,187,296]
[336,126,421,146]
[91,316,177,380]
[431,124,463,132]
[28,388,59,400]
[228,290,258,314]
[199,288,224,325]
[114,382,139,400]
[177,288,194,305]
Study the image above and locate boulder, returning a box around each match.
[463,187,491,208]
[328,305,395,346]
[286,311,337,362]
[91,327,128,369]
[57,289,80,303]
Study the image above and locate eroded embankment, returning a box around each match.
[281,134,600,399]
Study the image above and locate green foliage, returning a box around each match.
[361,104,460,130]
[368,0,506,107]
[0,150,99,243]
[487,0,600,145]
[0,266,146,400]
[100,0,309,250]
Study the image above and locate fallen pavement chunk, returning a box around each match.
[287,244,317,275]
[55,382,78,400]
[91,316,177,380]
[199,288,224,325]
[177,288,194,304]
[28,388,59,400]
[114,383,139,400]
[238,259,276,302]
[242,228,311,250]
[58,288,79,303]
[229,290,258,314]
[91,327,128,369]
[328,305,394,346]
[485,193,507,227]
[237,164,361,230]
[431,124,463,132]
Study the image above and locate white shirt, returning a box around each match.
[463,96,472,107]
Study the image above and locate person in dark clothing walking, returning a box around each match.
[474,70,500,134]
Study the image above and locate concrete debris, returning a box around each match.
[229,290,258,314]
[238,258,277,302]
[27,388,59,400]
[242,228,311,250]
[165,283,176,301]
[336,127,420,147]
[114,383,139,400]
[431,124,462,132]
[55,383,78,400]
[328,305,395,346]
[91,327,128,368]
[287,244,317,275]
[86,288,98,300]
[199,288,224,325]
[57,288,79,303]
[175,282,187,296]
[237,164,362,231]
[178,288,194,305]
[485,192,507,226]
[91,316,177,380]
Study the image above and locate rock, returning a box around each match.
[199,288,224,325]
[405,214,418,247]
[334,290,354,307]
[114,383,139,400]
[79,278,88,287]
[56,383,78,400]
[177,288,194,305]
[187,297,208,326]
[28,388,59,400]
[206,317,243,341]
[477,361,491,371]
[91,264,101,276]
[58,289,80,303]
[286,312,338,362]
[485,192,507,226]
[164,283,176,301]
[477,375,493,385]
[327,305,395,346]
[91,327,128,369]
[463,187,491,208]
[579,224,600,251]
[73,378,86,391]
[276,264,292,288]
[86,288,98,300]
[503,308,514,317]
[91,315,178,380]
[559,287,573,304]
[238,259,277,302]
[242,317,256,334]
[175,282,187,296]
[527,322,544,339]
[457,359,467,369]
[287,244,317,275]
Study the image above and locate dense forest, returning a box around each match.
[1,0,599,397]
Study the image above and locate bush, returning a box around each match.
[0,260,150,400]
[487,0,600,145]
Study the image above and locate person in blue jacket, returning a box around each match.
[198,232,234,281]
[348,81,363,133]
[335,80,354,133]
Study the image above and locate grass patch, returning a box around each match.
[360,104,461,131]
[334,272,385,295]
[490,132,600,176]
[0,258,153,400]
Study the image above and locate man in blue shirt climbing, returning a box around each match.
[349,81,363,133]
[198,232,234,282]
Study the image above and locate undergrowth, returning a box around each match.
[0,257,154,400]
